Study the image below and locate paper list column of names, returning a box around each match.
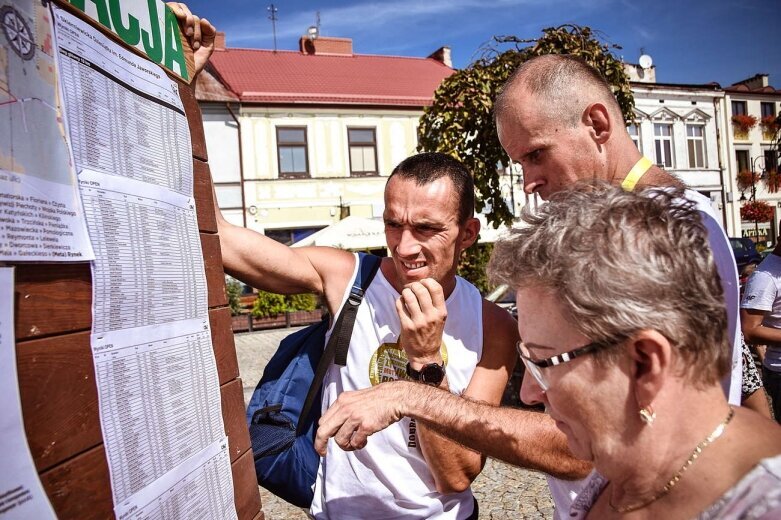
[93,323,223,503]
[53,7,235,517]
[80,182,205,334]
[56,39,190,195]
[114,438,235,520]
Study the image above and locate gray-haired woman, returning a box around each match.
[489,183,781,518]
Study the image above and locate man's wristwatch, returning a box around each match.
[406,361,446,386]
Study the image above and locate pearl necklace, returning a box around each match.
[609,406,735,514]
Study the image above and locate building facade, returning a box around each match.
[630,80,730,228]
[722,74,781,246]
[197,33,454,244]
[199,45,780,246]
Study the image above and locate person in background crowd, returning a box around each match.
[742,239,781,422]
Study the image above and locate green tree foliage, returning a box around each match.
[418,25,634,228]
[225,277,243,316]
[457,242,494,294]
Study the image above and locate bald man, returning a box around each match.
[316,55,744,518]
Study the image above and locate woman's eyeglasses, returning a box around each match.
[516,339,617,391]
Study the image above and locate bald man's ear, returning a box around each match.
[583,103,612,145]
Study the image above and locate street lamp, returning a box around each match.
[750,155,766,198]
[748,155,767,241]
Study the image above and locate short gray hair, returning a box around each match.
[495,54,624,127]
[488,183,729,385]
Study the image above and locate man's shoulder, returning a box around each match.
[742,265,781,307]
[647,187,723,227]
[452,275,484,303]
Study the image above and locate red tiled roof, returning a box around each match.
[207,48,454,107]
[725,83,781,96]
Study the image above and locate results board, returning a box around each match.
[0,1,261,518]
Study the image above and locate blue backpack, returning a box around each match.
[247,253,381,508]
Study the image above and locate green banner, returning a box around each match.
[65,0,190,81]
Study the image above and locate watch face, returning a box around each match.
[421,363,445,385]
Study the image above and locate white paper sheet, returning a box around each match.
[114,438,236,520]
[78,170,207,334]
[51,6,235,518]
[0,267,56,519]
[53,6,193,196]
[92,318,224,503]
[0,0,94,261]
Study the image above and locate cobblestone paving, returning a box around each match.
[235,329,555,519]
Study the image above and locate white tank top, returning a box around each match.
[311,255,483,519]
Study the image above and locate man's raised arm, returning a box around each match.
[316,373,591,480]
[410,299,521,492]
[168,2,216,76]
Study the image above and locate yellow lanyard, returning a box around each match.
[620,156,653,192]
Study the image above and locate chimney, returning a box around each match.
[299,36,353,56]
[737,74,769,90]
[427,46,452,68]
[214,31,226,51]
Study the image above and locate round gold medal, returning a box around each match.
[368,341,448,386]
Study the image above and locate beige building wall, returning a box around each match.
[237,107,421,234]
[723,93,781,245]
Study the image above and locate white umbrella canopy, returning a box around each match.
[291,216,387,250]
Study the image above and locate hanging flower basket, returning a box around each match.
[740,200,775,223]
[736,169,760,192]
[761,115,780,140]
[732,114,758,133]
[761,115,780,133]
[765,169,781,194]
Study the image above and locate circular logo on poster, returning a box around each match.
[1,6,35,60]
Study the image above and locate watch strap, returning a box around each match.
[406,361,445,385]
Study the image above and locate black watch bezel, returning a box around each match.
[406,361,445,386]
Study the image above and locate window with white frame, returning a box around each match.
[627,124,641,150]
[347,128,378,176]
[654,123,674,168]
[686,125,706,168]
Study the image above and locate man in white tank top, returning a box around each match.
[210,149,585,518]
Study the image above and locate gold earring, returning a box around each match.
[639,405,656,425]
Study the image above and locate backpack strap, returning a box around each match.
[297,252,381,436]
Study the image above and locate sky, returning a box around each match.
[184,0,781,87]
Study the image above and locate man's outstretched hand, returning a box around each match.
[315,382,408,455]
[167,2,216,76]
